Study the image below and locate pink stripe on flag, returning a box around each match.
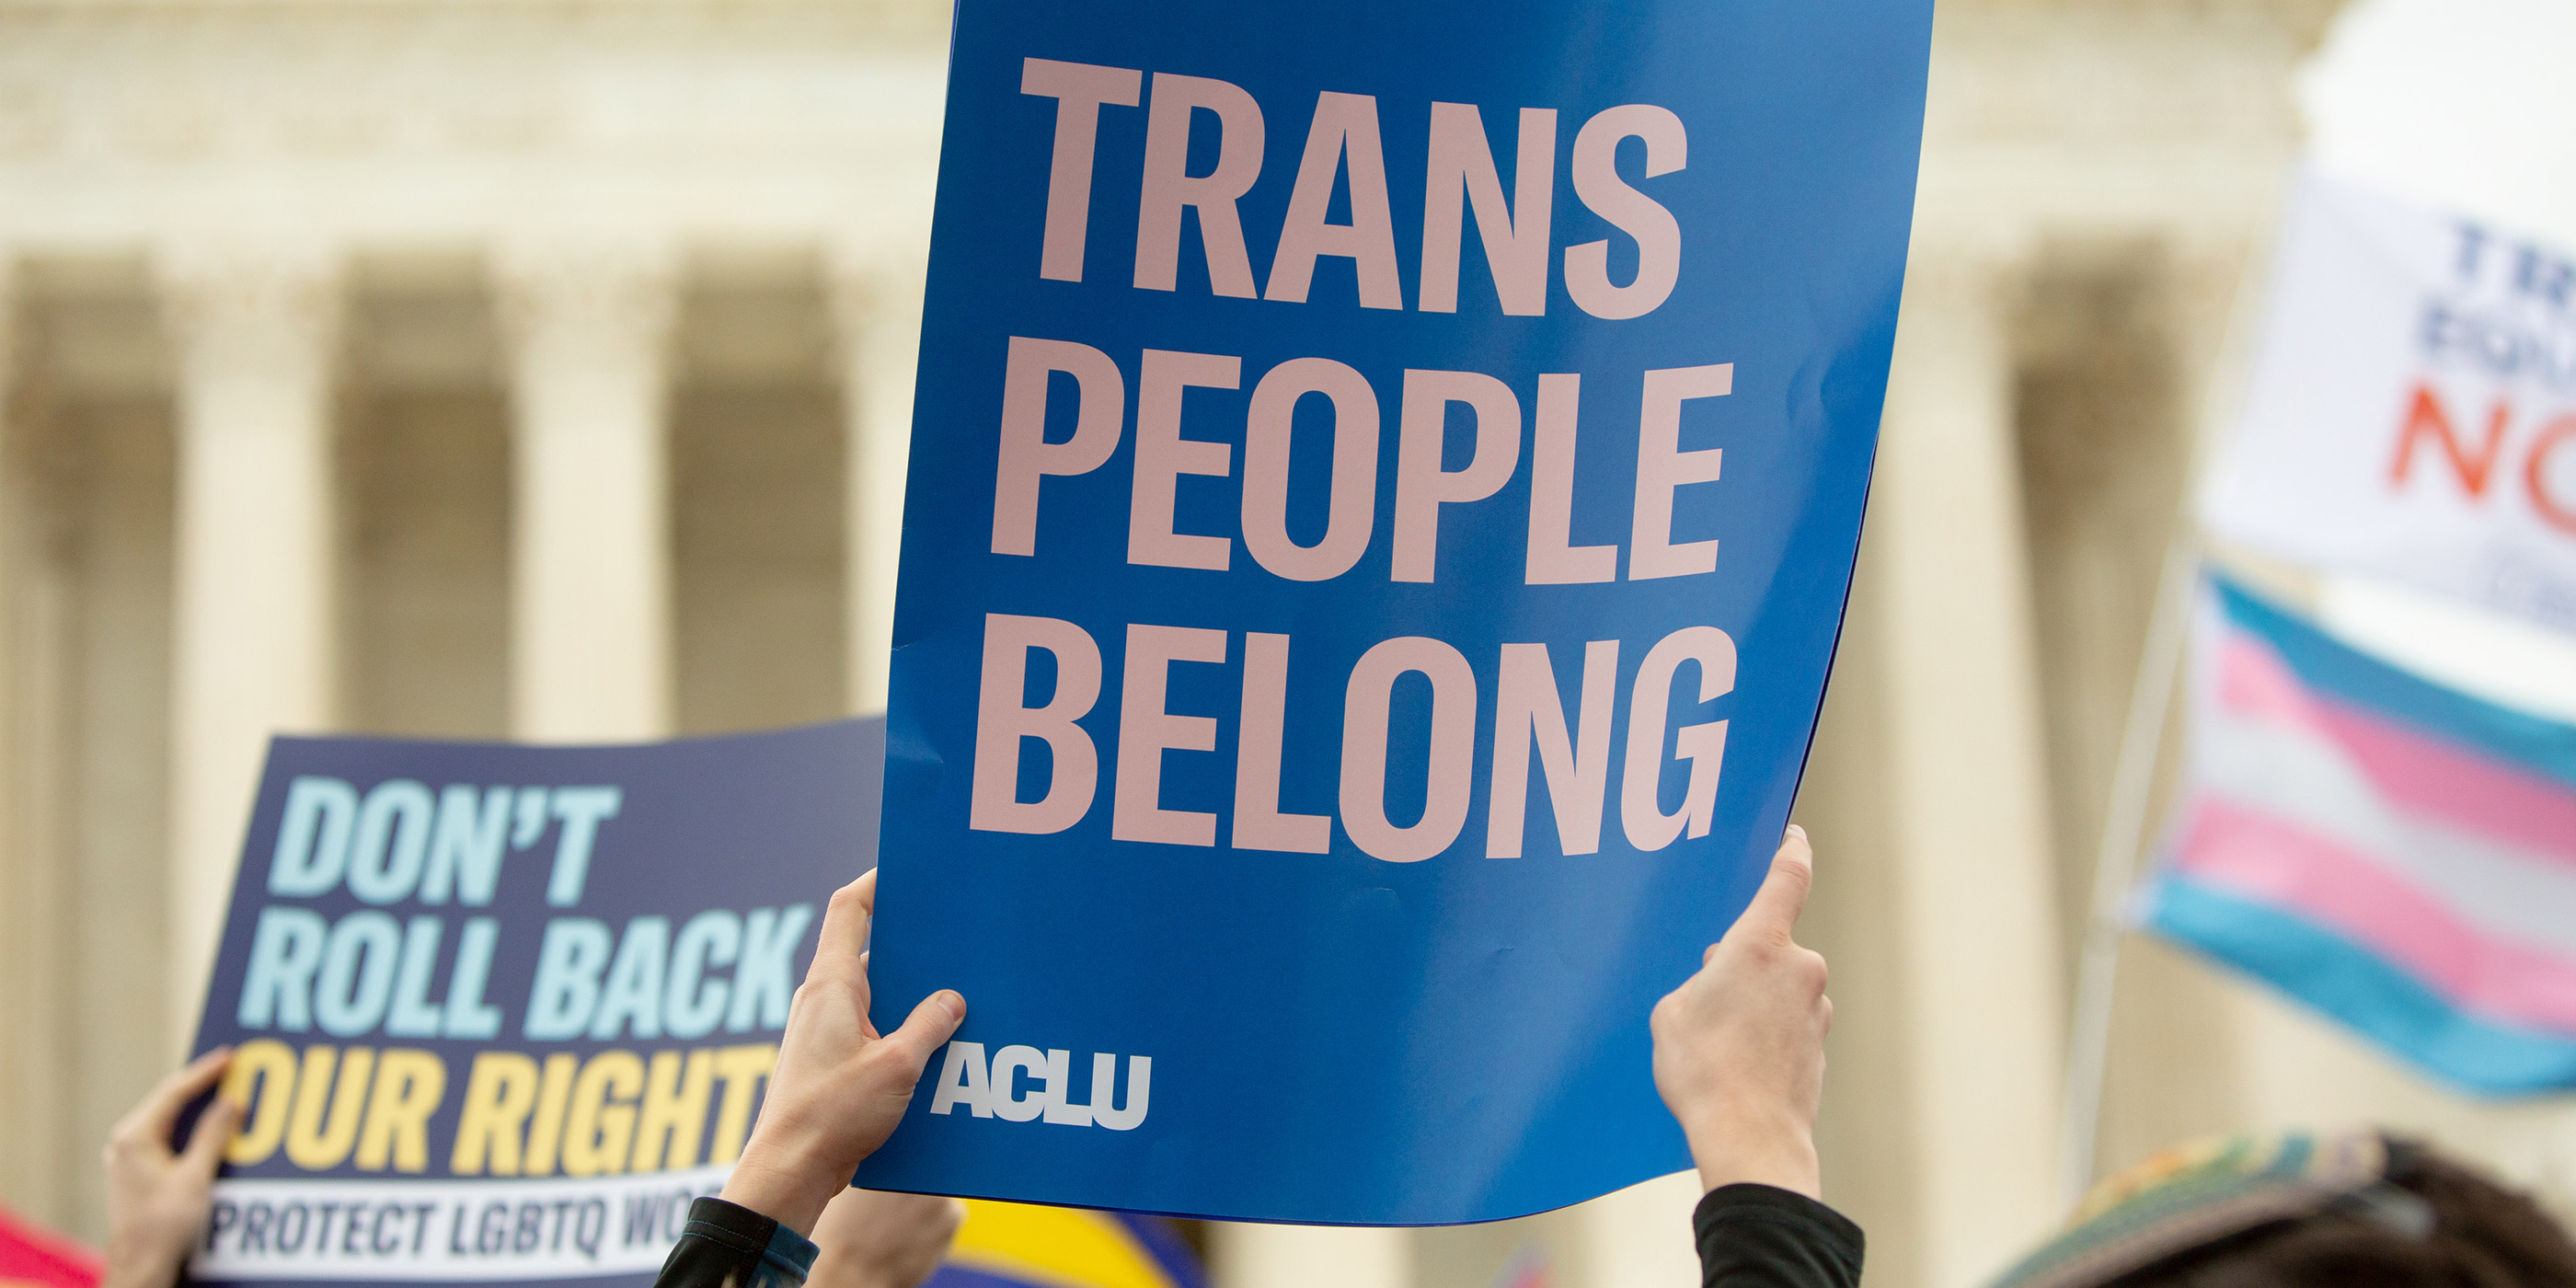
[2172,795,2576,1033]
[2215,635,2576,867]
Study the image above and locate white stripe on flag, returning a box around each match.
[2194,708,2576,959]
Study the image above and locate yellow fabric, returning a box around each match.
[946,1200,1174,1288]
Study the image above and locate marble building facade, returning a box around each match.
[7,3,2571,1287]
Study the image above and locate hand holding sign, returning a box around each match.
[721,873,966,1237]
[185,722,900,1288]
[1650,826,1831,1200]
[865,0,1930,1222]
[102,1048,243,1288]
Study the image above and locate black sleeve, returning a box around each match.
[1695,1183,1866,1288]
[651,1197,819,1288]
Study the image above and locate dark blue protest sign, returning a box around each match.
[185,721,880,1288]
[861,0,1932,1225]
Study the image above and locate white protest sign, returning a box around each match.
[2202,170,2576,632]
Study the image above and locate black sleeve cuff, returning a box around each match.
[652,1196,818,1288]
[1694,1183,1865,1288]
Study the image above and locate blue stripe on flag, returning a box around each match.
[2208,572,2576,791]
[2145,875,2576,1095]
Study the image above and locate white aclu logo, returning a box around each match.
[927,1041,1150,1130]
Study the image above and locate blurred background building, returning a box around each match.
[0,1,2569,1287]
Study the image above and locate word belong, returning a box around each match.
[972,615,1733,863]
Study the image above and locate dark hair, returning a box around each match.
[2115,1140,2576,1288]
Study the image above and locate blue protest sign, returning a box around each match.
[861,0,1932,1225]
[185,721,880,1288]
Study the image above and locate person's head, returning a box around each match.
[1994,1131,2576,1288]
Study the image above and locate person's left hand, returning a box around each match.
[1650,827,1833,1199]
[807,1188,966,1288]
[721,869,965,1236]
[101,1047,241,1288]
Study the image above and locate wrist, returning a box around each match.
[1678,1107,1821,1201]
[99,1231,188,1288]
[721,1140,843,1237]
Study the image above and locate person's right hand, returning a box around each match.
[101,1047,241,1288]
[1650,825,1832,1200]
[720,869,966,1237]
[806,1188,965,1288]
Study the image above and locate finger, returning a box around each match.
[854,868,880,955]
[869,990,967,1075]
[1731,825,1814,943]
[809,878,872,988]
[118,1048,234,1147]
[857,952,881,1039]
[180,1095,242,1176]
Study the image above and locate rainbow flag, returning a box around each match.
[2145,574,2576,1094]
[926,1201,1203,1288]
[0,1208,97,1288]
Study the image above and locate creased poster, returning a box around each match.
[863,0,1934,1225]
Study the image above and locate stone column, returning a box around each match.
[0,251,51,1213]
[496,242,679,742]
[827,247,924,715]
[1211,1224,1410,1288]
[1862,250,2066,1288]
[2083,240,2254,1187]
[159,243,344,1044]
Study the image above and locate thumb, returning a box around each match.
[869,990,967,1078]
[1731,825,1815,944]
[180,1096,242,1176]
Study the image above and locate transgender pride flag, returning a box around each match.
[2145,573,2576,1094]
